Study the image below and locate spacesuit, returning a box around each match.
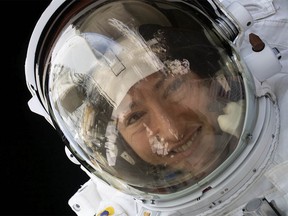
[25,0,288,215]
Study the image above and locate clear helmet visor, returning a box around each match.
[47,0,246,196]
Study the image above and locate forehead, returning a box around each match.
[113,72,163,115]
[113,71,203,115]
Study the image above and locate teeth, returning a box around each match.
[173,130,199,153]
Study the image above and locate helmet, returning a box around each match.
[25,0,258,209]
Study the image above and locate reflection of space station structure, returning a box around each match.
[25,0,288,215]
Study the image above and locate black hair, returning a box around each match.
[139,24,223,78]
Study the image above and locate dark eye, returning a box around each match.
[164,77,185,99]
[126,111,146,126]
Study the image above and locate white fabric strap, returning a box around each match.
[265,161,288,204]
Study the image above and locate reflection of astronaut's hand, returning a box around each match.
[217,100,245,138]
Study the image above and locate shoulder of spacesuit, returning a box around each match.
[68,177,139,216]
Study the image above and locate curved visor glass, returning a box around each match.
[47,0,247,195]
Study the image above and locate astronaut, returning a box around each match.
[25,0,288,215]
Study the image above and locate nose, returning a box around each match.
[147,102,183,142]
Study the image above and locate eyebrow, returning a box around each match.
[154,78,165,90]
[153,73,167,90]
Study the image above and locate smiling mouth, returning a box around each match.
[171,128,201,154]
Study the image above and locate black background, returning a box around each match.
[2,1,89,215]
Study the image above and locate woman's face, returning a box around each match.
[116,71,222,174]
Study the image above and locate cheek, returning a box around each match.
[185,87,211,112]
[118,123,157,162]
[129,133,152,154]
[190,87,214,112]
[185,88,218,126]
[129,133,161,164]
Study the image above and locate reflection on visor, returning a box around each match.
[80,71,245,193]
[47,0,247,196]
